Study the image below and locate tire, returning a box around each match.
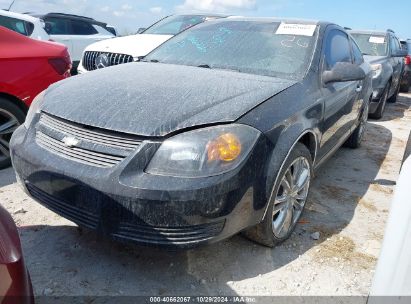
[345,100,369,149]
[243,143,313,247]
[369,83,389,119]
[400,77,410,93]
[387,81,400,103]
[400,84,409,93]
[0,98,26,169]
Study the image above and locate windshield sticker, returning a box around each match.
[369,36,385,44]
[275,23,316,37]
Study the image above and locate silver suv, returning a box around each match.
[349,29,406,119]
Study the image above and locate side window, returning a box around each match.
[0,15,28,35]
[324,29,352,70]
[45,17,70,35]
[70,20,98,35]
[351,39,364,65]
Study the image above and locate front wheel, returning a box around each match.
[243,143,313,247]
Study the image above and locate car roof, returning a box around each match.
[223,16,323,25]
[0,9,41,23]
[348,29,392,36]
[173,13,230,18]
[27,12,107,27]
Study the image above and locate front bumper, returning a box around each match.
[11,125,269,248]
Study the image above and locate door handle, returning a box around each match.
[356,85,363,92]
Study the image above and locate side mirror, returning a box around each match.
[323,62,366,84]
[137,27,146,34]
[393,49,407,57]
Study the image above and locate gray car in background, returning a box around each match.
[349,29,406,119]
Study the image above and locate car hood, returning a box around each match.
[43,63,297,137]
[84,34,174,58]
[363,55,387,64]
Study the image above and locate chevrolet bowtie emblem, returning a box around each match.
[62,136,80,148]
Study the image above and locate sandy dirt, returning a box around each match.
[1,93,411,299]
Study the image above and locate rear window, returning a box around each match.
[0,15,33,36]
[350,33,388,56]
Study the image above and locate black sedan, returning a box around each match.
[10,18,372,248]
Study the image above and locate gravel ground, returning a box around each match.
[1,93,411,299]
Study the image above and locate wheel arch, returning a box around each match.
[261,128,319,221]
[0,92,29,115]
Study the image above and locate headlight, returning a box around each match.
[145,124,261,178]
[371,64,382,79]
[24,90,46,128]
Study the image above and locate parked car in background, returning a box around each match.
[399,39,411,92]
[0,204,33,304]
[11,18,372,248]
[28,12,114,72]
[77,14,227,73]
[349,29,406,119]
[0,26,71,168]
[0,9,49,40]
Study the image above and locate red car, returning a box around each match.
[0,204,33,303]
[0,26,71,168]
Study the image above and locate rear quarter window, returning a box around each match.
[0,15,28,35]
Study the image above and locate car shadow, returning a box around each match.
[17,96,411,298]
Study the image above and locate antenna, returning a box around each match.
[8,0,16,11]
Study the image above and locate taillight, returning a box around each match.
[48,57,71,75]
[405,55,411,65]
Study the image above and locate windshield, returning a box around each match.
[143,15,218,35]
[350,33,388,56]
[145,21,318,79]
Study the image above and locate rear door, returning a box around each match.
[317,27,359,160]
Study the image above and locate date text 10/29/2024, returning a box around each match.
[149,296,257,303]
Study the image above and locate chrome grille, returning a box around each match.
[36,113,142,168]
[82,51,134,71]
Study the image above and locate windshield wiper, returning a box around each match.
[197,64,211,68]
[140,58,160,63]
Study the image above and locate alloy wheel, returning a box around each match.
[0,109,20,162]
[272,157,311,238]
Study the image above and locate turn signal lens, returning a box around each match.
[207,133,242,162]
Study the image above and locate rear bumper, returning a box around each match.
[11,125,269,248]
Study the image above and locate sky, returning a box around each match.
[1,0,410,38]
